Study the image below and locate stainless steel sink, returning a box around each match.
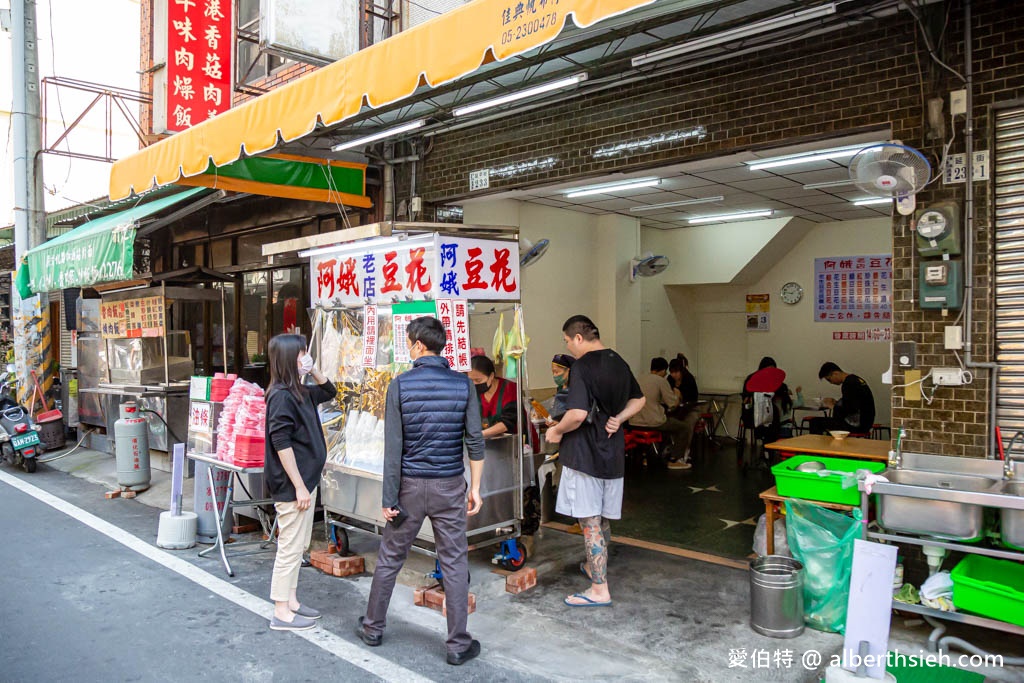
[1001,481,1024,549]
[886,469,1000,493]
[875,453,1005,541]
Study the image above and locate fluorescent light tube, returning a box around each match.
[454,73,587,117]
[688,210,774,224]
[632,3,836,67]
[802,179,855,190]
[852,197,892,206]
[747,144,869,171]
[629,195,724,212]
[565,178,661,198]
[331,119,427,152]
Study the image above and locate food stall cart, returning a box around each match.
[277,225,531,570]
[78,281,229,463]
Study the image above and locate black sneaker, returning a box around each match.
[355,616,382,647]
[447,640,481,666]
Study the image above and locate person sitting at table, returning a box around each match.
[741,357,794,444]
[632,357,695,470]
[809,361,875,436]
[667,355,699,407]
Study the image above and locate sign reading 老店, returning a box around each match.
[167,0,233,131]
[311,235,520,308]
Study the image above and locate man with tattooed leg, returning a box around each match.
[544,315,645,607]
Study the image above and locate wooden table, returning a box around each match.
[758,486,857,555]
[764,434,891,462]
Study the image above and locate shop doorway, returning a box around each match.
[238,265,311,386]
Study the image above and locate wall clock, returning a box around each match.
[780,281,804,305]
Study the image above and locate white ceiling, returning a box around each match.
[464,131,898,229]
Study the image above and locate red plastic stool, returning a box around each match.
[624,427,663,470]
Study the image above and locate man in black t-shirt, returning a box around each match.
[545,315,645,608]
[809,361,876,435]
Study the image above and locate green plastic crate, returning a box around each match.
[772,455,886,506]
[951,554,1024,627]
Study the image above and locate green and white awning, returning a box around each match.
[19,187,208,296]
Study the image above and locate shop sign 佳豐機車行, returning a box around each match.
[311,236,520,308]
[166,0,233,131]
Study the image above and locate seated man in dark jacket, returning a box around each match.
[809,361,875,435]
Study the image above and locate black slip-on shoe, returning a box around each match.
[355,616,382,647]
[446,639,481,665]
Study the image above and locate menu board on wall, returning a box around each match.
[101,296,166,339]
[814,254,892,323]
[100,301,126,339]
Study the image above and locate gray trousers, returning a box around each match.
[363,474,472,653]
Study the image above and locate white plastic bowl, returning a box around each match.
[829,430,850,440]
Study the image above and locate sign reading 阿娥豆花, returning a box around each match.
[166,0,233,131]
[311,235,520,308]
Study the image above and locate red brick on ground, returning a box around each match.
[505,567,537,594]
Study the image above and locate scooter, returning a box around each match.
[0,384,42,473]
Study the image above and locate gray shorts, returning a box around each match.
[555,466,624,520]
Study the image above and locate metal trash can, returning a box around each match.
[750,555,805,638]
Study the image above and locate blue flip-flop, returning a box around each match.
[564,592,612,607]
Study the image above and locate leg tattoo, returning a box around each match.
[601,518,611,547]
[581,516,608,585]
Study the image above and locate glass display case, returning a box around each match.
[107,332,194,386]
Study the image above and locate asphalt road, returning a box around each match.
[0,466,518,683]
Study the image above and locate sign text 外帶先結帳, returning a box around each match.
[167,0,233,131]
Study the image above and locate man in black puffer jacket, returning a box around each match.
[357,316,485,666]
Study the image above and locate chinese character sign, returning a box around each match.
[310,236,520,307]
[814,254,892,323]
[451,300,471,372]
[167,0,233,131]
[362,305,378,367]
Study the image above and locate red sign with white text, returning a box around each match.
[166,0,233,131]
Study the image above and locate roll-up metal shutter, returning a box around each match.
[994,106,1024,440]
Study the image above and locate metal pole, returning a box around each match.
[10,0,47,403]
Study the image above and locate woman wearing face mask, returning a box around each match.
[264,334,337,632]
[468,355,521,439]
[548,354,574,423]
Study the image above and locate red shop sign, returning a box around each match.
[167,0,233,131]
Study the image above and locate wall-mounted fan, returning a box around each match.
[630,253,670,281]
[519,238,550,267]
[849,143,931,216]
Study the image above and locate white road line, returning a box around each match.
[0,470,432,683]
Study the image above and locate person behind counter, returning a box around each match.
[264,334,337,632]
[468,355,520,439]
[549,353,575,422]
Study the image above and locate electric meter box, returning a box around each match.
[915,201,962,257]
[919,260,963,310]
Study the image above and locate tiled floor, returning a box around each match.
[554,437,778,559]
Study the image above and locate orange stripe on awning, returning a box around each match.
[109,0,655,200]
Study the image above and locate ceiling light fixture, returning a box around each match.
[453,73,587,117]
[629,196,725,212]
[631,3,837,68]
[688,210,774,224]
[852,197,893,206]
[564,177,661,198]
[802,179,856,190]
[331,119,427,152]
[747,143,877,171]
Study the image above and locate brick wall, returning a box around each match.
[417,0,1024,457]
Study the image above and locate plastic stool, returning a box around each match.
[624,427,663,470]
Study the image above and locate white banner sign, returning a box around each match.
[362,305,378,367]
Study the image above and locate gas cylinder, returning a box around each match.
[115,402,151,491]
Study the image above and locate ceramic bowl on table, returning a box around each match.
[829,430,850,441]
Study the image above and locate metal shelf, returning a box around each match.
[867,530,1024,562]
[891,601,1024,637]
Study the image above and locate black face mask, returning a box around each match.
[475,382,488,396]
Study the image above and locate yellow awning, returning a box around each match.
[110,0,655,201]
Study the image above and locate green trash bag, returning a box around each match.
[784,499,862,633]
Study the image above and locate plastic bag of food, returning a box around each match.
[785,499,861,633]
